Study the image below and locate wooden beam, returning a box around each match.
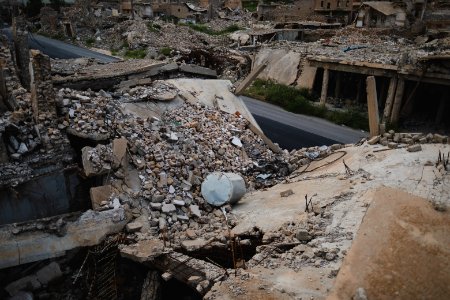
[234,62,267,95]
[320,68,329,105]
[366,76,380,137]
[390,78,405,124]
[382,76,397,122]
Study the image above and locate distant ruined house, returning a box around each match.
[356,1,407,28]
[314,0,354,23]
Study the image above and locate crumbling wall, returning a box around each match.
[30,50,57,123]
[12,17,31,91]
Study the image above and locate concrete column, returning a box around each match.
[382,76,398,122]
[320,68,329,105]
[390,78,405,124]
[366,76,380,137]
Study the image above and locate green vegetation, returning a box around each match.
[85,37,95,47]
[124,48,147,59]
[244,79,369,131]
[242,0,258,12]
[159,47,172,56]
[147,22,161,32]
[182,23,241,36]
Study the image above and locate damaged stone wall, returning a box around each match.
[12,17,31,91]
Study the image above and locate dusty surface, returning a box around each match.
[209,143,450,299]
[328,187,450,300]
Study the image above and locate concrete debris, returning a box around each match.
[407,144,422,152]
[5,262,62,296]
[280,189,294,197]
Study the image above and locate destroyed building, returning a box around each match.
[1,1,450,299]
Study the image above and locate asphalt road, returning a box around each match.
[253,115,338,150]
[241,96,367,147]
[1,28,119,62]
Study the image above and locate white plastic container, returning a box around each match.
[201,172,246,207]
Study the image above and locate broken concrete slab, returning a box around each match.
[328,187,450,300]
[5,275,41,296]
[81,146,110,177]
[6,262,62,296]
[35,261,62,285]
[181,238,209,252]
[255,49,301,86]
[112,138,128,168]
[126,220,143,233]
[90,185,112,210]
[0,208,129,269]
[119,239,166,263]
[297,64,317,90]
[179,64,217,78]
[124,168,141,192]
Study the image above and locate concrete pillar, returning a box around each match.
[320,68,329,105]
[390,78,405,124]
[382,76,398,122]
[366,76,380,137]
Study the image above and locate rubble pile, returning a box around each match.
[176,48,251,81]
[53,86,310,247]
[367,130,449,151]
[260,28,450,68]
[248,210,340,271]
[92,20,227,54]
[57,88,112,136]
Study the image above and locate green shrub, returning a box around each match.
[85,37,95,46]
[147,22,161,32]
[242,0,258,12]
[243,79,369,131]
[124,48,146,59]
[160,47,172,56]
[184,23,241,36]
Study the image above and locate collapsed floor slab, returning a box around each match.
[0,208,129,269]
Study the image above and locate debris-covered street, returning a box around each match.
[0,0,449,299]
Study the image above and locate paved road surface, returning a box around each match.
[253,115,338,150]
[1,28,119,62]
[241,96,367,147]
